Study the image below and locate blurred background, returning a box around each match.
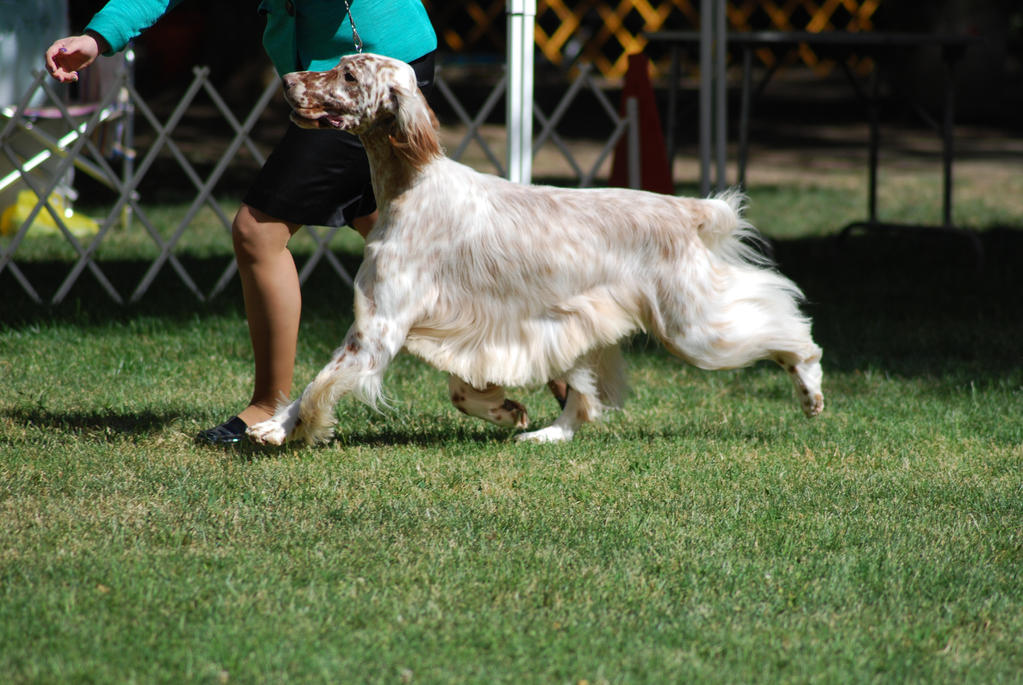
[3,0,1020,198]
[1,1,1021,304]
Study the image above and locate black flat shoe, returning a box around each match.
[196,416,248,445]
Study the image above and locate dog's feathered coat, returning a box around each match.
[247,53,823,445]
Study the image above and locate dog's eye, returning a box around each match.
[344,70,357,83]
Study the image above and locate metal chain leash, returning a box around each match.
[343,0,363,53]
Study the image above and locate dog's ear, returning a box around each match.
[389,83,441,169]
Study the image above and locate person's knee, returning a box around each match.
[232,205,294,265]
[231,208,262,264]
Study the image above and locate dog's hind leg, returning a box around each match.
[655,304,824,418]
[773,350,824,418]
[448,375,529,429]
[650,256,824,418]
[657,316,824,418]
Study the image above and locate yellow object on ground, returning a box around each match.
[0,190,100,239]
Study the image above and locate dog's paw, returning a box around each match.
[489,398,530,429]
[516,425,574,443]
[803,392,824,418]
[246,420,288,446]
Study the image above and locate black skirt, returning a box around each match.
[243,51,436,227]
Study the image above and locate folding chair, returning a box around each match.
[0,51,135,223]
[0,44,136,303]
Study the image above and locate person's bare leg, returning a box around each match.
[232,205,303,427]
[231,207,378,430]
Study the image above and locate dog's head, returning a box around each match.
[282,53,422,135]
[282,53,441,169]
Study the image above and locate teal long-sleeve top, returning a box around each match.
[85,0,437,76]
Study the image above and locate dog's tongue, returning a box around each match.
[323,114,345,129]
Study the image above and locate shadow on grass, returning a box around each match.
[0,251,364,326]
[1,406,183,439]
[2,227,1021,385]
[220,427,527,464]
[221,419,524,461]
[771,225,1022,380]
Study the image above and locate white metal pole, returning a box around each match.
[626,96,641,189]
[506,0,535,184]
[698,0,712,196]
[699,0,727,195]
[713,0,727,192]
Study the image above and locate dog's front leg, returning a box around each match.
[247,316,406,445]
[516,386,590,443]
[245,397,302,446]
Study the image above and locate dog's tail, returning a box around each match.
[695,189,774,269]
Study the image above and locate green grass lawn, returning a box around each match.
[1,187,1021,683]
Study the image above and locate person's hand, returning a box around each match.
[44,32,109,83]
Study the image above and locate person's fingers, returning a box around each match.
[44,41,67,73]
[44,36,96,82]
[45,41,75,81]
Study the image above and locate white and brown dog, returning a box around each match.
[246,53,824,445]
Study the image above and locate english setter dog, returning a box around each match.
[246,53,824,446]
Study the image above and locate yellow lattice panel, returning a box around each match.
[728,0,880,71]
[427,1,883,79]
[533,0,584,64]
[436,1,507,52]
[535,0,699,78]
